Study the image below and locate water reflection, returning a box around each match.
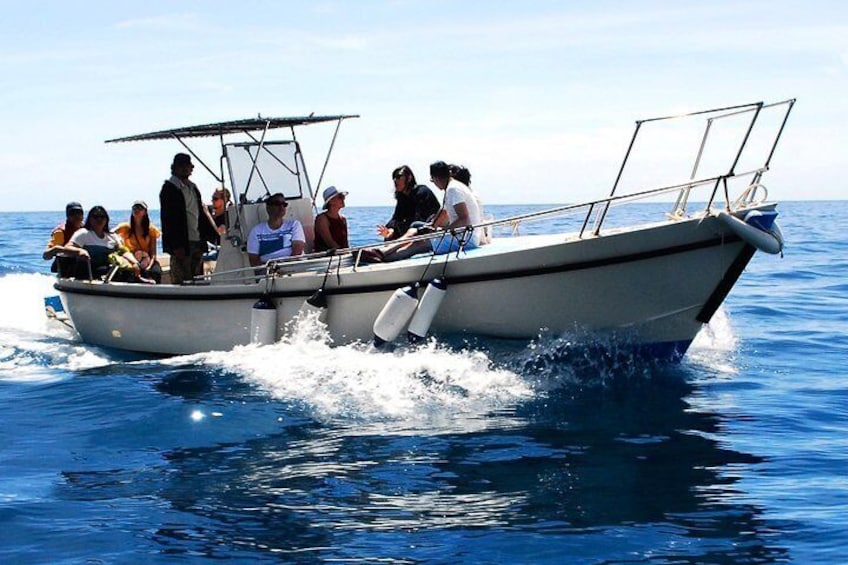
[135,367,790,562]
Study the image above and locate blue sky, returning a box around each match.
[1,0,845,212]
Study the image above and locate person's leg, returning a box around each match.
[169,255,191,284]
[145,260,163,284]
[430,234,461,255]
[189,241,207,276]
[380,239,432,262]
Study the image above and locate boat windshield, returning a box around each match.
[224,141,311,203]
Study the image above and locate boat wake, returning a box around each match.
[0,273,114,382]
[166,308,741,427]
[167,310,535,430]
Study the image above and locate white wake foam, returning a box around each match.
[686,306,739,374]
[0,273,113,382]
[175,311,535,428]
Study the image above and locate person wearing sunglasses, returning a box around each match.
[247,193,306,266]
[376,165,440,241]
[159,153,218,284]
[67,206,146,281]
[209,187,232,236]
[314,185,349,253]
[114,200,162,283]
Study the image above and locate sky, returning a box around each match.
[1,0,845,212]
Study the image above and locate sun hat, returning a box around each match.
[321,186,348,209]
[132,200,148,210]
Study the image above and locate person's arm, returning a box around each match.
[43,230,63,260]
[291,220,306,256]
[59,243,90,260]
[446,202,471,230]
[430,208,448,229]
[376,225,395,240]
[65,233,92,260]
[148,228,158,262]
[246,225,262,266]
[43,230,81,260]
[378,200,403,240]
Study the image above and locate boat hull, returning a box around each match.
[55,213,754,358]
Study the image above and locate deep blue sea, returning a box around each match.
[1,202,846,564]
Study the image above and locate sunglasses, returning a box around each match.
[91,214,107,219]
[132,206,145,212]
[266,200,288,207]
[212,195,223,201]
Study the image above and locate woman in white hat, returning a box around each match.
[314,186,349,253]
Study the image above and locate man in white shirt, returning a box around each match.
[427,160,481,253]
[247,193,306,266]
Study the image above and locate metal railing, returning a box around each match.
[192,99,796,284]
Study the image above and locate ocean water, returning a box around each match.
[1,202,846,564]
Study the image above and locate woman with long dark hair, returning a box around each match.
[376,165,440,241]
[68,205,145,281]
[115,200,162,283]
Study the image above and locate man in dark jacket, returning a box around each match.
[377,165,441,241]
[159,153,217,284]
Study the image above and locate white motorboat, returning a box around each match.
[53,100,795,360]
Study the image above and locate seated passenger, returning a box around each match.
[314,186,349,253]
[376,165,441,241]
[68,206,149,282]
[247,193,306,266]
[114,200,163,283]
[363,161,481,263]
[210,187,231,235]
[43,201,87,277]
[448,163,471,186]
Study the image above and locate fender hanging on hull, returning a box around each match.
[373,285,419,346]
[717,210,783,255]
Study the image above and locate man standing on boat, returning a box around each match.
[159,153,217,284]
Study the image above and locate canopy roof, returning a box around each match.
[105,114,359,143]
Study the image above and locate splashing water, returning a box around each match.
[0,273,115,382]
[171,310,535,427]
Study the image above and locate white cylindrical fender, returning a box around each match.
[717,211,783,255]
[250,296,277,345]
[407,278,448,342]
[373,285,419,346]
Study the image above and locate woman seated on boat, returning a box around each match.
[247,193,306,266]
[114,200,162,283]
[376,165,441,241]
[314,185,349,253]
[396,163,480,240]
[67,206,150,282]
[209,187,231,237]
[362,161,481,263]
